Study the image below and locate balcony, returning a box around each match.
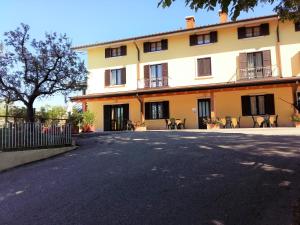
[237,66,279,80]
[137,77,169,89]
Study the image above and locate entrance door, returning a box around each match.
[198,99,211,129]
[104,104,129,131]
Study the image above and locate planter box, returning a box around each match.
[82,125,95,133]
[294,122,300,128]
[207,124,221,130]
[135,126,147,132]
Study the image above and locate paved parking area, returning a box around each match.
[0,130,300,225]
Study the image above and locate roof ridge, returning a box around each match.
[72,14,278,50]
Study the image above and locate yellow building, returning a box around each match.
[72,13,300,131]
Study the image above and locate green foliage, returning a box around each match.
[68,108,83,127]
[158,0,300,22]
[82,110,95,126]
[204,117,223,125]
[291,114,300,122]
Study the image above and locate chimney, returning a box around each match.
[219,10,228,23]
[185,16,195,29]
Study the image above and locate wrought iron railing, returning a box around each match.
[238,65,279,80]
[137,77,169,89]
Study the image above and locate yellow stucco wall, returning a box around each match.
[87,86,295,131]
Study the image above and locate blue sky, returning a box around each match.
[0,0,276,108]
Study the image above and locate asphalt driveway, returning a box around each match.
[1,130,300,225]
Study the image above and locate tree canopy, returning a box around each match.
[0,24,87,122]
[158,0,300,22]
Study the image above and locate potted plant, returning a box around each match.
[68,109,83,134]
[291,114,300,128]
[204,118,223,130]
[82,110,95,132]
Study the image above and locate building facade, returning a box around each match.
[72,13,300,131]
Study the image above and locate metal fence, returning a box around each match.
[0,122,72,151]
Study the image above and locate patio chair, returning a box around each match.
[177,118,186,129]
[251,116,260,128]
[169,118,177,130]
[261,115,271,128]
[271,115,279,127]
[126,120,135,131]
[224,116,233,128]
[165,119,170,129]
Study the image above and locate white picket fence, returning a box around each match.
[0,122,72,151]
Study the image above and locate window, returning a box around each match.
[245,26,261,38]
[105,46,127,58]
[111,48,121,57]
[190,31,218,46]
[295,22,300,32]
[239,50,272,79]
[151,41,162,52]
[110,69,122,85]
[197,34,211,45]
[197,58,211,76]
[105,68,126,86]
[241,94,275,116]
[238,23,269,39]
[144,40,168,53]
[150,64,163,87]
[296,92,300,113]
[145,101,169,120]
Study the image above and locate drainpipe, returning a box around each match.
[275,18,283,78]
[134,41,144,122]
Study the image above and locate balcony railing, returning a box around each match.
[237,65,278,80]
[137,77,169,89]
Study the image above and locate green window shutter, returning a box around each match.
[260,23,270,36]
[143,42,150,53]
[145,102,151,120]
[241,96,251,116]
[238,27,246,39]
[264,94,275,115]
[210,31,218,43]
[163,101,169,119]
[161,39,168,50]
[105,48,111,58]
[189,35,198,46]
[120,46,127,56]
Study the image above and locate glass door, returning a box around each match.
[198,99,211,129]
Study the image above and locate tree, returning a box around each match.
[158,0,300,22]
[0,24,87,122]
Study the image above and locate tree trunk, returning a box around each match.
[26,104,35,122]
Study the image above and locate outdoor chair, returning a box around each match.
[169,118,177,130]
[177,118,186,129]
[251,116,260,128]
[261,115,271,128]
[270,115,279,127]
[126,120,135,131]
[165,119,170,129]
[224,116,233,128]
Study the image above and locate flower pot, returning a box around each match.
[82,124,95,133]
[72,126,80,134]
[207,124,221,130]
[294,122,300,128]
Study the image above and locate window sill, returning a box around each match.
[239,35,267,40]
[195,75,213,80]
[105,84,126,88]
[146,50,167,54]
[191,43,214,47]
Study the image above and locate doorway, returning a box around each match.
[198,99,211,129]
[104,104,129,131]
